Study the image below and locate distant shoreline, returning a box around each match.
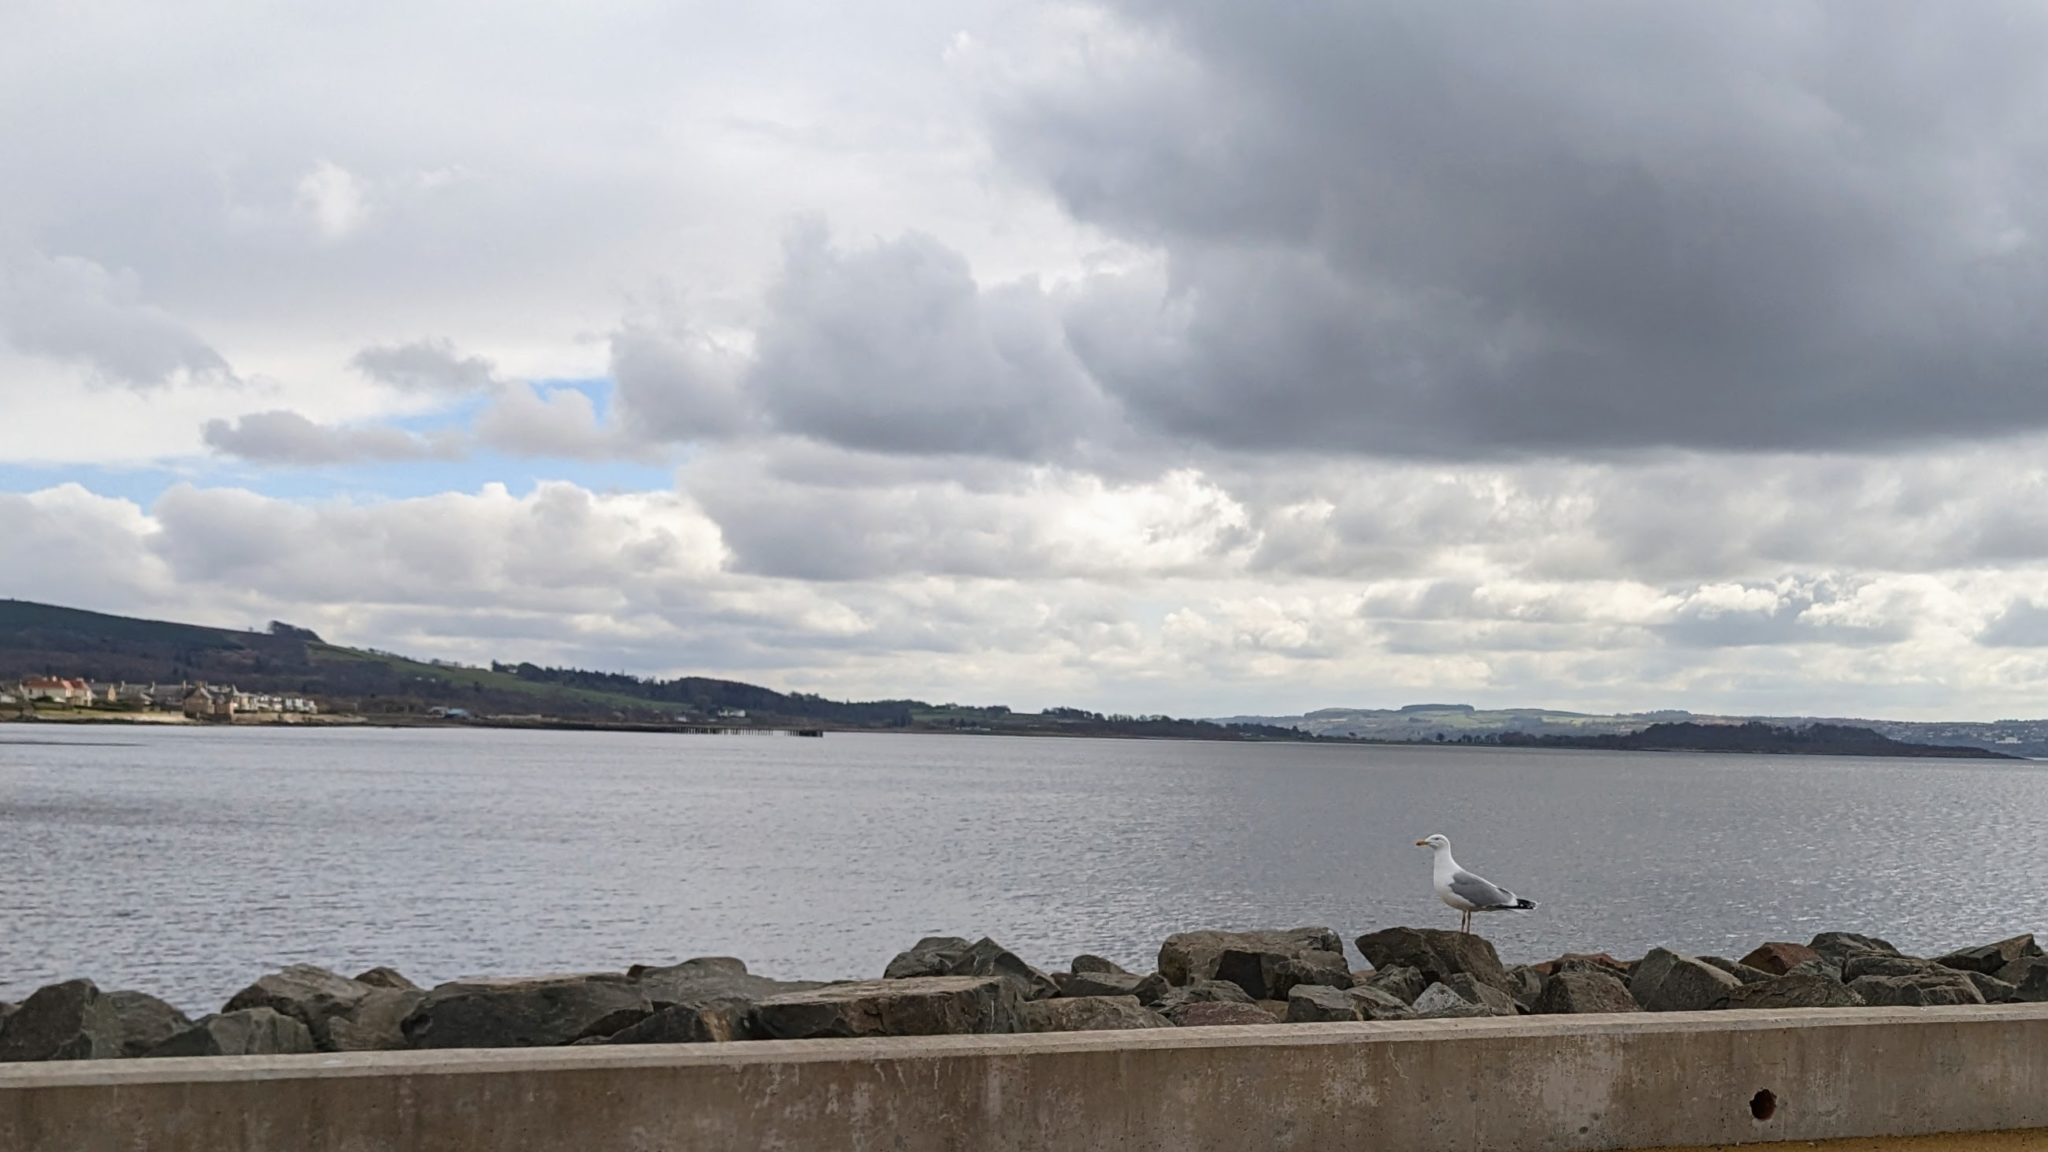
[2,711,2027,760]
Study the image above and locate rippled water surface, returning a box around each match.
[3,725,2045,1010]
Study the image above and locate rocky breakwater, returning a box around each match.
[2,928,2043,1062]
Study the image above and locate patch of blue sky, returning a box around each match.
[2,378,681,505]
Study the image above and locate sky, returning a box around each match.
[8,1,2048,719]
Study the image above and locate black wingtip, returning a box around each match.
[1514,898,1538,910]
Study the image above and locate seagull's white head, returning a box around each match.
[1415,833,1451,850]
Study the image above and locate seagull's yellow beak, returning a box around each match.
[1414,838,1429,846]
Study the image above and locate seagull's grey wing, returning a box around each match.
[1448,870,1517,910]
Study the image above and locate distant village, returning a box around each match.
[0,677,318,722]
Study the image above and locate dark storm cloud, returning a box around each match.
[984,0,2048,456]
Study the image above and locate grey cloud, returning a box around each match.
[609,323,754,442]
[350,339,500,392]
[474,385,641,461]
[983,1,2048,456]
[1978,600,2048,647]
[0,253,231,387]
[202,409,464,465]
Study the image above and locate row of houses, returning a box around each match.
[2,677,317,719]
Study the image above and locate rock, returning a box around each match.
[1720,974,1866,1010]
[1848,972,1984,1007]
[1843,955,1952,982]
[1786,957,1846,982]
[1997,955,2048,988]
[883,936,972,979]
[1629,948,1741,1012]
[1133,973,1172,1004]
[1533,970,1639,1015]
[631,956,820,1006]
[2014,964,2048,1003]
[1699,956,1771,985]
[1409,983,1493,1019]
[403,975,654,1049]
[1017,996,1170,1033]
[1967,972,2019,1004]
[0,1002,13,1028]
[102,991,191,1057]
[1346,985,1417,1021]
[1355,927,1513,995]
[602,999,753,1043]
[1157,928,1345,996]
[946,938,1058,1001]
[326,988,426,1052]
[1443,973,1518,1016]
[753,976,1019,1039]
[1530,953,1631,979]
[223,965,374,1050]
[144,1008,316,1057]
[0,980,191,1062]
[1936,935,2041,975]
[1150,980,1255,1015]
[1284,984,1361,1023]
[1504,966,1544,1011]
[1054,970,1147,999]
[1361,964,1427,1005]
[353,967,421,991]
[1808,932,1901,965]
[1164,1001,1277,1027]
[1070,955,1128,975]
[1739,942,1822,976]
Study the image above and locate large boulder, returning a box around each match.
[1629,948,1740,1012]
[1017,996,1170,1033]
[1843,955,1952,982]
[403,975,653,1049]
[1054,970,1148,999]
[1739,942,1821,976]
[1936,935,2040,976]
[1998,955,2048,989]
[1150,980,1254,1015]
[0,980,190,1061]
[947,938,1058,1001]
[603,999,753,1043]
[353,967,421,991]
[145,1008,316,1057]
[326,988,426,1052]
[1132,973,1172,1005]
[754,977,1018,1039]
[1442,974,1518,1016]
[1530,953,1631,979]
[224,965,375,1051]
[631,956,820,1006]
[1285,985,1362,1023]
[1159,928,1345,991]
[1070,955,1129,976]
[1361,964,1427,1005]
[1163,1001,1276,1027]
[883,937,972,979]
[1533,970,1639,1015]
[2014,964,2048,1003]
[1347,985,1418,1021]
[1355,928,1512,995]
[1808,932,1901,966]
[1849,972,1985,1007]
[1409,984,1493,1019]
[1720,974,1865,1010]
[1967,972,2019,1004]
[1699,957,1771,985]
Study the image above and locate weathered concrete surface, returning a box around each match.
[3,1006,2048,1151]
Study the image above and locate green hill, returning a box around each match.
[0,599,901,723]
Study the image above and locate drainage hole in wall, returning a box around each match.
[1749,1090,1777,1121]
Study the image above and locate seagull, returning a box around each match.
[1415,833,1537,934]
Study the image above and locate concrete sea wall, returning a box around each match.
[5,1005,2048,1151]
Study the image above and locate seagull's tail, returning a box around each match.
[1512,897,1538,911]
